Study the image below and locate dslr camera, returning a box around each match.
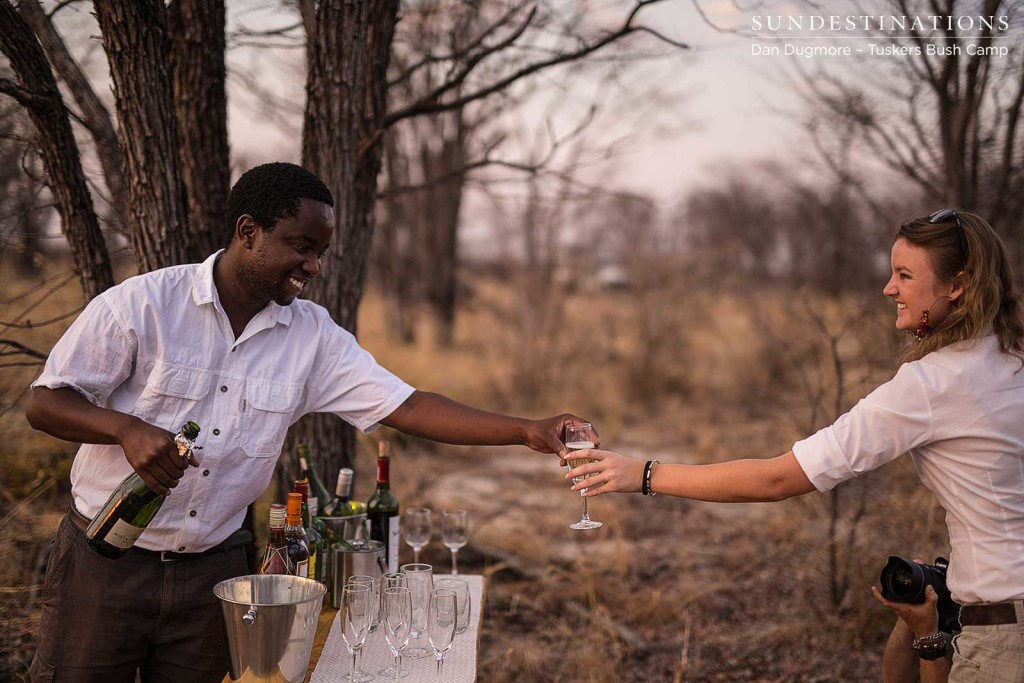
[879,556,960,633]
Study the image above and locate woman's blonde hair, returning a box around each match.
[897,210,1024,364]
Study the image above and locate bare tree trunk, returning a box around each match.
[94,0,192,271]
[0,0,113,299]
[285,0,401,489]
[378,130,419,344]
[16,0,130,236]
[168,0,230,258]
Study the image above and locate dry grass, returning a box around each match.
[0,252,947,681]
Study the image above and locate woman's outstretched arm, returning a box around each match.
[566,449,816,502]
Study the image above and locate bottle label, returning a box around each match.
[295,559,309,578]
[388,514,400,573]
[106,519,145,549]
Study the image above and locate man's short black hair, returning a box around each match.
[224,162,334,246]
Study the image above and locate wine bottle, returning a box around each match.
[284,492,310,578]
[297,444,333,514]
[367,441,400,573]
[307,496,326,584]
[257,504,293,575]
[85,421,201,559]
[293,479,322,583]
[327,467,366,517]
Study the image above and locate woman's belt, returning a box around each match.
[960,602,1021,626]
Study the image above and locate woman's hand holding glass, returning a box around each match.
[565,449,645,497]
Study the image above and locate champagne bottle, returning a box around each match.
[367,441,400,573]
[327,467,366,517]
[85,421,201,559]
[297,444,333,514]
[257,504,293,575]
[284,492,310,578]
[293,479,323,583]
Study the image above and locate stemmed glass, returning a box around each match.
[377,574,410,678]
[382,586,412,683]
[565,422,602,530]
[402,508,432,563]
[340,584,373,683]
[400,563,434,659]
[428,588,458,683]
[441,510,469,575]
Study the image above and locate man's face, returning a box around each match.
[236,199,335,306]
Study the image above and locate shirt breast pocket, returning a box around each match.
[132,362,211,431]
[240,381,302,458]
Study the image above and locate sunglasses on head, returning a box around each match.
[928,208,968,269]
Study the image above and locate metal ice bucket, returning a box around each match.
[314,513,369,545]
[214,574,326,683]
[330,538,386,609]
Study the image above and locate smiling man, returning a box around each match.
[25,162,585,682]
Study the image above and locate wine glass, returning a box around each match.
[441,510,469,575]
[377,573,411,678]
[564,422,602,530]
[340,584,373,683]
[348,575,381,633]
[382,586,412,683]
[401,508,432,563]
[428,588,458,683]
[400,562,434,659]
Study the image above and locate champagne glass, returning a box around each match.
[565,422,602,530]
[401,508,432,563]
[382,586,412,682]
[377,573,411,678]
[441,510,469,575]
[340,584,373,683]
[348,575,381,632]
[400,563,434,659]
[428,588,458,683]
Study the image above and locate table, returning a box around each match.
[308,574,484,683]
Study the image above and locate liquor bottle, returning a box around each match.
[85,422,201,559]
[367,441,400,573]
[297,444,333,515]
[293,479,322,583]
[307,496,326,584]
[257,504,293,575]
[284,492,310,578]
[327,467,366,517]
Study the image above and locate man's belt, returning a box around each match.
[66,503,252,562]
[960,602,1021,626]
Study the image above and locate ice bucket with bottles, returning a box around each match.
[214,574,326,683]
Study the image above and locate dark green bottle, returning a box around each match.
[367,441,400,572]
[85,422,201,559]
[297,444,333,514]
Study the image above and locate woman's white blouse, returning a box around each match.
[793,334,1024,604]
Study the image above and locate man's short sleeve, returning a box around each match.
[792,362,934,491]
[32,294,135,406]
[303,325,415,433]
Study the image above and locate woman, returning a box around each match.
[567,210,1024,680]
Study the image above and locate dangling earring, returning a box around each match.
[910,309,931,341]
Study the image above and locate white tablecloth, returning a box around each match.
[311,574,483,683]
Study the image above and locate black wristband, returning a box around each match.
[642,460,659,496]
[918,645,947,661]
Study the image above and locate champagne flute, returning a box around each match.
[401,508,432,564]
[340,584,373,683]
[441,510,469,575]
[565,422,602,530]
[377,572,411,677]
[428,588,458,683]
[383,586,412,682]
[400,563,434,659]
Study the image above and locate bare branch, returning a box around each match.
[0,339,48,361]
[0,305,84,329]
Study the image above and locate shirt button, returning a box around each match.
[189,510,197,517]
[202,469,210,476]
[213,429,220,436]
[220,385,228,393]
[177,546,186,552]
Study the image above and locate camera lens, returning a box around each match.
[880,556,925,603]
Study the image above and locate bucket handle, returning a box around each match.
[242,605,258,625]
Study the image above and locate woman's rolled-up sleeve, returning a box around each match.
[792,363,933,491]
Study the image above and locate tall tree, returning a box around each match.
[0,0,112,299]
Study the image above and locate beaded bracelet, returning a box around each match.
[642,459,660,496]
